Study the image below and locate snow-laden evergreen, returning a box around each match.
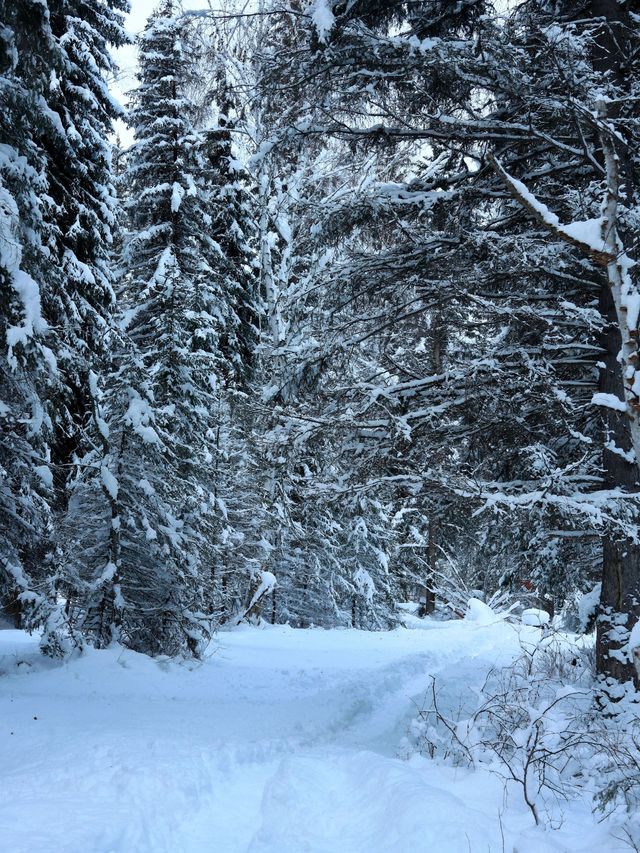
[0,0,128,652]
[61,0,261,654]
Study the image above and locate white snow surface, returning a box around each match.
[521,607,550,627]
[245,571,277,614]
[171,181,185,213]
[100,462,119,500]
[502,170,607,254]
[592,392,628,412]
[0,621,626,853]
[465,596,496,624]
[578,583,601,633]
[629,617,640,655]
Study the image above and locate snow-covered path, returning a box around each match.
[0,620,626,852]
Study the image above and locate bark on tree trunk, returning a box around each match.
[422,308,446,616]
[597,280,640,688]
[423,515,437,616]
[590,0,640,691]
[1,586,22,627]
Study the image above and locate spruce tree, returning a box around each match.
[1,0,127,652]
[62,0,261,653]
[0,2,51,629]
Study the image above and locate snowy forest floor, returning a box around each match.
[0,616,630,853]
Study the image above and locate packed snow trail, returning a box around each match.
[0,618,626,853]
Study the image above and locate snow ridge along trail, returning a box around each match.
[0,620,625,853]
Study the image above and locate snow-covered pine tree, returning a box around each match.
[433,3,634,689]
[0,2,58,634]
[168,12,265,623]
[1,0,128,652]
[63,1,210,654]
[197,42,259,388]
[47,0,129,653]
[245,38,404,627]
[38,0,128,504]
[62,0,262,653]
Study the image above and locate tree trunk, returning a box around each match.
[423,515,437,616]
[596,279,640,688]
[1,586,22,627]
[422,307,446,616]
[589,0,640,691]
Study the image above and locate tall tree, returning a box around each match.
[0,0,128,652]
[62,0,262,653]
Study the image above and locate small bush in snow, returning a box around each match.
[409,633,599,826]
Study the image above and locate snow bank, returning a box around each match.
[592,392,627,413]
[629,618,640,656]
[0,620,622,853]
[521,608,550,627]
[250,751,496,852]
[465,596,495,623]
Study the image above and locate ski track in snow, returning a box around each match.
[0,620,628,853]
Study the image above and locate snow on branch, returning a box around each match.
[487,153,614,266]
[234,571,277,625]
[592,393,628,413]
[311,0,335,43]
[488,150,640,452]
